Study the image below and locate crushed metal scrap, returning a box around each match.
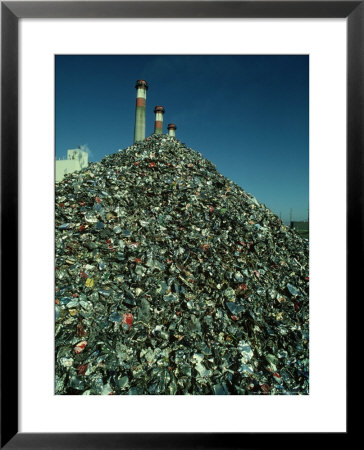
[55,134,309,395]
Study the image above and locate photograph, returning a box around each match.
[54,54,309,395]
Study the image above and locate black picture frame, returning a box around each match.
[1,1,355,448]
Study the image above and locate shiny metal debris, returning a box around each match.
[55,134,309,395]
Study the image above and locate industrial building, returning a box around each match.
[133,79,177,142]
[290,221,309,239]
[55,148,89,182]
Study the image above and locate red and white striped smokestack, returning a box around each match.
[153,106,165,135]
[134,80,148,143]
[167,123,177,137]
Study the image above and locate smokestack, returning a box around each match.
[134,80,148,143]
[167,123,177,137]
[153,106,165,135]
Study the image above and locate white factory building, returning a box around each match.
[55,148,89,182]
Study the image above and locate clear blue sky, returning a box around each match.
[56,55,308,223]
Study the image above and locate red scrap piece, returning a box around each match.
[79,271,88,279]
[133,258,143,263]
[95,197,101,204]
[122,313,133,330]
[238,283,247,291]
[72,293,79,298]
[106,239,111,244]
[273,372,281,378]
[55,299,60,305]
[305,276,309,281]
[209,205,214,213]
[77,363,88,376]
[74,341,87,354]
[293,301,300,312]
[201,244,210,251]
[261,384,270,393]
[231,315,238,321]
[79,201,85,206]
[59,203,65,208]
[253,270,260,278]
[79,223,86,232]
[166,259,172,264]
[175,311,181,316]
[133,161,140,166]
[149,162,156,168]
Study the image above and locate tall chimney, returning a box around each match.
[167,123,177,137]
[153,106,165,135]
[134,80,148,143]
